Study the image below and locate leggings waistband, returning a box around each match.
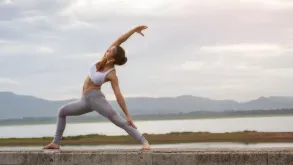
[82,89,105,98]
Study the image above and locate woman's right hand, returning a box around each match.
[133,25,148,36]
[127,116,137,129]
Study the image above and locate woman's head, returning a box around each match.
[105,46,127,66]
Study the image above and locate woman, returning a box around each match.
[43,25,151,150]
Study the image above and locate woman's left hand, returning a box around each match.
[133,25,148,36]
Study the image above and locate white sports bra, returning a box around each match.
[88,60,115,85]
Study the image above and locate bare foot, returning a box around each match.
[141,143,151,150]
[43,143,60,149]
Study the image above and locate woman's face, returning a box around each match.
[105,46,117,60]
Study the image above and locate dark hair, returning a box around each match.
[114,46,127,65]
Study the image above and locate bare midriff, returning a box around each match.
[82,76,101,95]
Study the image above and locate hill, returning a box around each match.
[1,92,293,119]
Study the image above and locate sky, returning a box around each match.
[0,0,292,101]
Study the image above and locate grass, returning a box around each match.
[1,131,293,146]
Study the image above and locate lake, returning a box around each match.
[0,116,293,139]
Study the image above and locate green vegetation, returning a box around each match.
[1,131,293,146]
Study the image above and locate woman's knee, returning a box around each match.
[57,105,68,118]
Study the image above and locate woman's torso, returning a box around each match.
[82,61,114,95]
[82,76,101,95]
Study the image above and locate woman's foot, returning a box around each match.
[141,142,151,150]
[43,143,60,149]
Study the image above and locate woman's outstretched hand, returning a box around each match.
[134,25,148,36]
[127,116,137,129]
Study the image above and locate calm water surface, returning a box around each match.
[0,116,292,138]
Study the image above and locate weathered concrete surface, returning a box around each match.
[1,148,293,165]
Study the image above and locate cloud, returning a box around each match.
[0,42,55,56]
[0,39,13,44]
[199,43,286,56]
[61,52,102,60]
[178,61,205,71]
[241,0,293,10]
[0,78,21,92]
[0,78,20,85]
[60,0,174,19]
[35,46,54,54]
[0,0,292,101]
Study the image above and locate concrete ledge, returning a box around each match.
[1,148,293,165]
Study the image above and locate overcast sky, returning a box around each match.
[0,0,292,101]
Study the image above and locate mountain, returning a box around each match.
[0,92,76,119]
[1,92,293,119]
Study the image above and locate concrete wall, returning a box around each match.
[1,148,293,165]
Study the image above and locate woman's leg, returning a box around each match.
[89,94,149,146]
[43,98,92,149]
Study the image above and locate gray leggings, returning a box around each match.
[53,89,148,145]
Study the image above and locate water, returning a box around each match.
[0,116,292,138]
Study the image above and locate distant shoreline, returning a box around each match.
[1,131,293,146]
[0,113,293,126]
